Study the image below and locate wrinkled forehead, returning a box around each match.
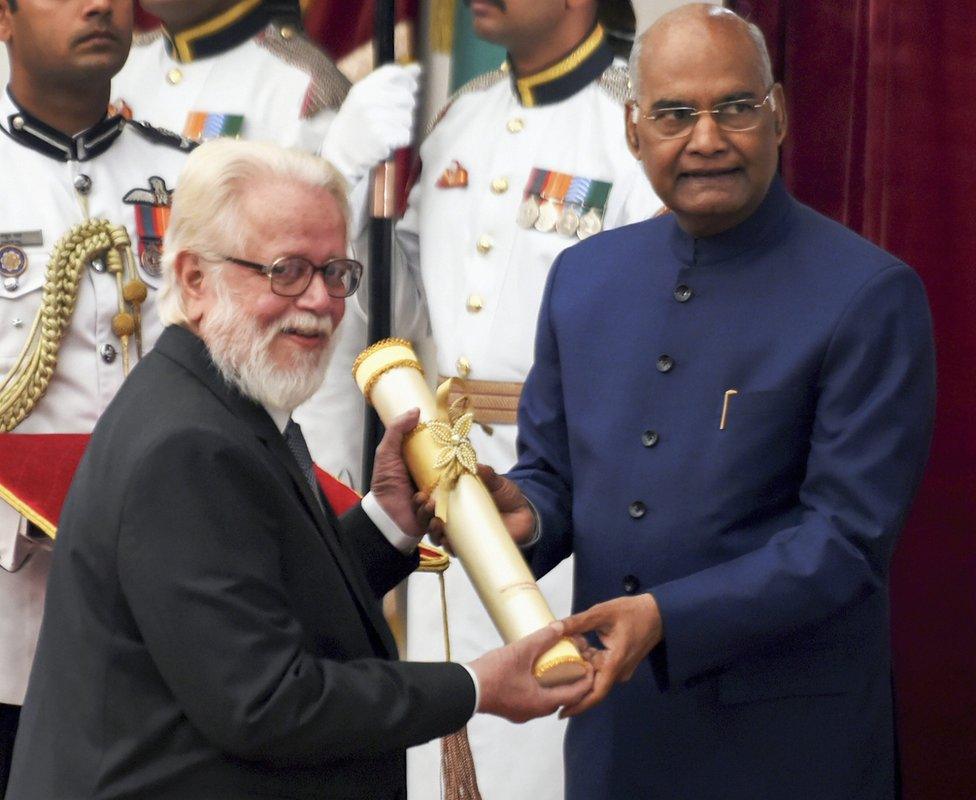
[638,19,768,105]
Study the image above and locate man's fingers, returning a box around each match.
[476,463,501,488]
[560,607,606,637]
[543,669,594,711]
[386,408,420,439]
[559,665,616,718]
[516,622,565,660]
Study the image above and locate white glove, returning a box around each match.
[323,62,421,186]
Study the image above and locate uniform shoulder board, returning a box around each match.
[424,67,507,137]
[598,63,631,105]
[256,22,351,118]
[132,27,164,49]
[126,119,198,153]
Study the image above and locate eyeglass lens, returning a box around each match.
[651,97,767,139]
[269,257,361,298]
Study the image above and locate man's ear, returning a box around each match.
[770,82,788,144]
[0,2,14,44]
[172,251,208,325]
[625,101,641,159]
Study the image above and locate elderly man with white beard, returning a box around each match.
[6,139,592,800]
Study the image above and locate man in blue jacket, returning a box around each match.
[479,4,936,798]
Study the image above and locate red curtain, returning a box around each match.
[730,2,976,797]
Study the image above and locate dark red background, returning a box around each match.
[732,2,976,797]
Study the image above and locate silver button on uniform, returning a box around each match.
[73,174,92,195]
[99,343,117,363]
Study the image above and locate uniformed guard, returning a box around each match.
[0,0,191,789]
[113,0,426,491]
[396,1,661,797]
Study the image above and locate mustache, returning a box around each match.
[278,312,334,337]
[464,0,507,10]
[71,25,121,46]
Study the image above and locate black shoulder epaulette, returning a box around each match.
[126,119,197,153]
[597,63,631,105]
[256,22,351,118]
[131,27,164,48]
[424,67,507,137]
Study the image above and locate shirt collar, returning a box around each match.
[667,175,795,267]
[265,405,291,434]
[507,23,613,108]
[0,89,125,163]
[163,0,270,63]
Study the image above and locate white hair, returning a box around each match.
[157,138,350,327]
[628,5,774,100]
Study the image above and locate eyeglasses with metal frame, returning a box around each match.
[223,254,363,298]
[634,89,775,140]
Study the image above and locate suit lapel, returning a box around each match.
[153,326,396,657]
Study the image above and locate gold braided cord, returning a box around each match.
[434,567,483,799]
[350,336,417,375]
[0,220,133,432]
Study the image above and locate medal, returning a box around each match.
[577,208,603,239]
[139,241,163,277]
[534,171,571,234]
[557,176,591,237]
[576,180,612,240]
[0,245,28,279]
[516,168,548,229]
[534,199,560,233]
[516,195,541,229]
[123,177,174,277]
[556,207,580,237]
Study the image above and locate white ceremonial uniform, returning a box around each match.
[113,10,425,491]
[113,22,344,155]
[397,26,661,800]
[0,90,190,706]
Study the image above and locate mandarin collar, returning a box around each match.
[507,24,613,108]
[163,0,271,63]
[1,89,125,163]
[667,176,794,267]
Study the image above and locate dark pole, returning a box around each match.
[361,0,397,486]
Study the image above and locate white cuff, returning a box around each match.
[460,663,481,714]
[361,491,422,555]
[520,497,543,549]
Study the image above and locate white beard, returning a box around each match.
[200,277,335,412]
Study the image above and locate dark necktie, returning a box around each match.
[284,419,322,504]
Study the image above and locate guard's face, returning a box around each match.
[201,179,347,375]
[0,0,131,86]
[626,20,787,237]
[465,0,564,48]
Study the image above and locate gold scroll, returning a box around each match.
[354,338,586,686]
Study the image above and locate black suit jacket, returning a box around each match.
[7,325,475,800]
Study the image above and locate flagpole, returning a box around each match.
[361,0,397,486]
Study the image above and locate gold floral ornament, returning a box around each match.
[428,397,477,485]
